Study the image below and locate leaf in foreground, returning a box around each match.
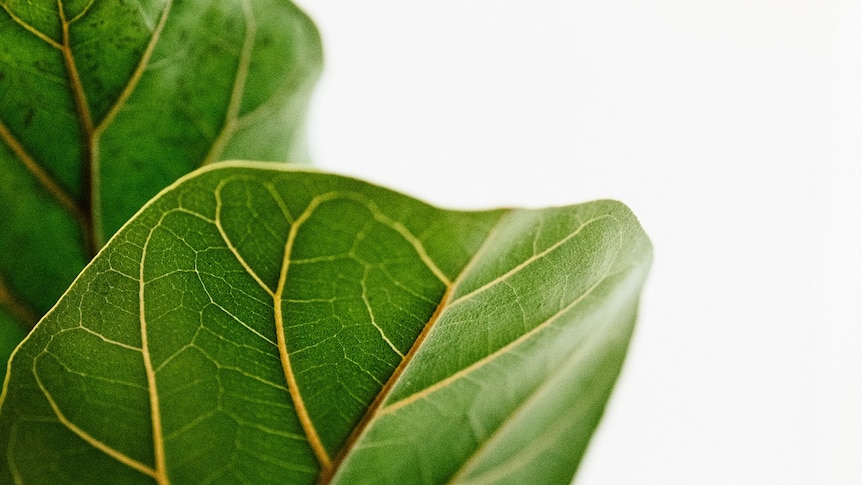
[0,0,322,372]
[0,163,652,484]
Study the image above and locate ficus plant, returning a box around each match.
[0,1,652,484]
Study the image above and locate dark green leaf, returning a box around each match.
[0,163,651,484]
[0,0,322,373]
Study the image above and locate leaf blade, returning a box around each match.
[329,201,651,484]
[0,163,651,484]
[0,0,322,373]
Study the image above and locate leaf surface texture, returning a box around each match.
[0,163,652,484]
[0,0,322,372]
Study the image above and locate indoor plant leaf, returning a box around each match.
[0,0,322,373]
[0,162,652,484]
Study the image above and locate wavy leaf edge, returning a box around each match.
[0,160,652,484]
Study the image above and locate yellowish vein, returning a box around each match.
[359,273,404,358]
[274,195,333,471]
[33,366,157,478]
[140,218,170,485]
[0,119,86,229]
[214,180,276,297]
[0,4,62,48]
[369,211,450,286]
[378,221,621,416]
[319,213,509,484]
[448,214,614,307]
[94,0,174,134]
[67,0,96,24]
[57,0,103,253]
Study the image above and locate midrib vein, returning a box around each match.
[317,286,453,485]
[2,1,173,260]
[0,3,94,333]
[380,222,623,417]
[317,211,510,484]
[58,0,102,255]
[201,0,256,166]
[273,191,441,478]
[322,212,623,482]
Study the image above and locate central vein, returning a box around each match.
[58,0,102,254]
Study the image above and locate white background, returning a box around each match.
[295,1,861,483]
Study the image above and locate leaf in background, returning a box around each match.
[0,0,322,373]
[0,163,652,484]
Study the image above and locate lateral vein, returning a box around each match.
[448,215,612,306]
[0,5,62,48]
[0,119,87,228]
[0,273,40,329]
[58,0,102,254]
[94,0,174,134]
[140,218,170,485]
[67,0,96,24]
[234,63,303,131]
[369,211,450,285]
[360,272,404,358]
[318,211,511,484]
[446,332,602,485]
[213,181,276,297]
[33,363,157,478]
[274,195,332,472]
[200,0,256,166]
[383,272,612,417]
[379,222,622,416]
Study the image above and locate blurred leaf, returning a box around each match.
[0,0,322,373]
[0,163,651,484]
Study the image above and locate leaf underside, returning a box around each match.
[0,0,322,373]
[0,163,652,484]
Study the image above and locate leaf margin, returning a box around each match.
[0,160,652,484]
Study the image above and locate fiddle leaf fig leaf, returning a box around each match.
[0,0,322,372]
[0,163,652,484]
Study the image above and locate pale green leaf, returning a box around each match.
[0,0,322,373]
[0,163,652,484]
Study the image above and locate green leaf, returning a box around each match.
[0,163,651,484]
[0,0,322,372]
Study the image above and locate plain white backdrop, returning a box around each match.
[295,1,861,483]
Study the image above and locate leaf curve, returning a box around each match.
[0,0,322,372]
[0,162,652,484]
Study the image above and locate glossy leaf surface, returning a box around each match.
[0,163,652,484]
[0,0,322,372]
